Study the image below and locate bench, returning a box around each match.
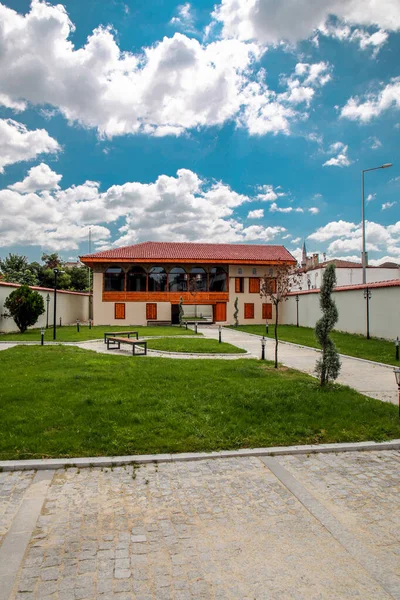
[104,330,139,343]
[106,336,147,355]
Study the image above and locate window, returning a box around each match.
[265,278,277,294]
[168,267,187,292]
[244,303,254,319]
[104,267,125,291]
[249,277,260,293]
[146,303,157,320]
[238,268,243,275]
[189,267,207,292]
[209,267,227,292]
[148,266,167,292]
[235,277,244,293]
[262,303,272,320]
[127,266,147,291]
[115,303,125,319]
[252,268,257,275]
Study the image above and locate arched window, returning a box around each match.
[189,267,207,292]
[209,267,227,292]
[148,266,167,292]
[127,266,147,292]
[104,266,125,292]
[168,267,187,292]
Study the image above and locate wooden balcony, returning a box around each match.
[102,291,229,304]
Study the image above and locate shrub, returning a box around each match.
[4,285,45,333]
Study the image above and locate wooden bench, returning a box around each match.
[106,336,147,355]
[104,330,139,343]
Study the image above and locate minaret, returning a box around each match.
[301,241,307,269]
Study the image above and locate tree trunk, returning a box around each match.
[274,303,279,368]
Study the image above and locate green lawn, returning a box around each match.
[228,325,400,367]
[146,338,245,354]
[0,346,399,460]
[0,324,200,343]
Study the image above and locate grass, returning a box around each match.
[0,324,201,343]
[228,324,400,367]
[0,345,399,460]
[146,338,245,354]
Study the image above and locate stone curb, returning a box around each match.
[1,440,399,472]
[221,328,398,370]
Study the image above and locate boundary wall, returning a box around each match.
[0,282,90,333]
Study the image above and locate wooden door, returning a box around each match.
[146,303,157,320]
[262,303,272,320]
[214,302,226,322]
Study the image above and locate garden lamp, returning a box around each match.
[261,336,266,361]
[40,329,45,346]
[394,368,400,418]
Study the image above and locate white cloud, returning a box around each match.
[308,207,319,214]
[256,184,286,201]
[323,142,351,167]
[211,0,400,45]
[291,237,301,244]
[341,77,400,122]
[0,118,60,173]
[382,201,396,210]
[170,3,196,32]
[308,220,357,242]
[269,202,303,213]
[366,193,376,203]
[368,137,382,150]
[319,23,389,55]
[0,166,288,251]
[282,234,291,239]
[8,163,62,193]
[247,209,264,219]
[0,2,321,139]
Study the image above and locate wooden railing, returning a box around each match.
[103,291,229,304]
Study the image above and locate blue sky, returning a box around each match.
[0,0,399,265]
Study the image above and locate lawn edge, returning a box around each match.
[224,327,398,370]
[2,440,399,471]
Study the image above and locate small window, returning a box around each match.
[238,268,243,275]
[235,277,244,293]
[104,267,125,291]
[146,303,157,320]
[115,303,125,319]
[252,268,257,275]
[262,303,272,320]
[249,277,260,293]
[244,303,254,319]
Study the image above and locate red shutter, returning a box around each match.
[249,278,260,293]
[235,278,241,293]
[214,303,227,322]
[146,303,157,320]
[262,303,272,320]
[244,303,254,319]
[115,303,125,319]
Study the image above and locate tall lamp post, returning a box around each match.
[295,294,299,328]
[53,268,65,340]
[364,288,371,339]
[45,293,50,329]
[361,163,392,284]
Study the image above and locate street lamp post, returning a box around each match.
[364,287,371,339]
[295,294,299,327]
[261,336,266,361]
[53,268,65,341]
[45,293,50,329]
[361,163,392,284]
[394,368,400,418]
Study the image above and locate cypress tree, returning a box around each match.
[315,264,341,385]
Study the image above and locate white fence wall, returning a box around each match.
[280,283,400,340]
[0,282,90,333]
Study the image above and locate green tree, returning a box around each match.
[41,253,62,269]
[315,264,341,386]
[66,266,89,291]
[234,297,239,327]
[4,285,45,333]
[0,253,38,285]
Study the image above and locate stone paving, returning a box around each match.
[1,451,399,599]
[0,470,35,545]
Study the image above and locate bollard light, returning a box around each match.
[76,319,80,332]
[265,320,269,335]
[89,319,92,330]
[396,337,399,361]
[195,322,198,335]
[261,336,266,361]
[40,328,45,346]
[218,325,222,343]
[185,321,188,330]
[394,368,400,418]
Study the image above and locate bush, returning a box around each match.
[4,285,45,333]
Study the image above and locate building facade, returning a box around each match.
[80,242,296,326]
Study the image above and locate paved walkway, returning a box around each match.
[198,327,399,405]
[0,451,399,600]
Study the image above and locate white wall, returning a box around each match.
[0,283,90,333]
[293,267,400,291]
[281,284,400,340]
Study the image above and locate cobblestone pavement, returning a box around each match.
[1,451,399,600]
[0,471,35,545]
[199,327,398,405]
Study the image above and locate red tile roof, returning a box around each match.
[80,242,296,264]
